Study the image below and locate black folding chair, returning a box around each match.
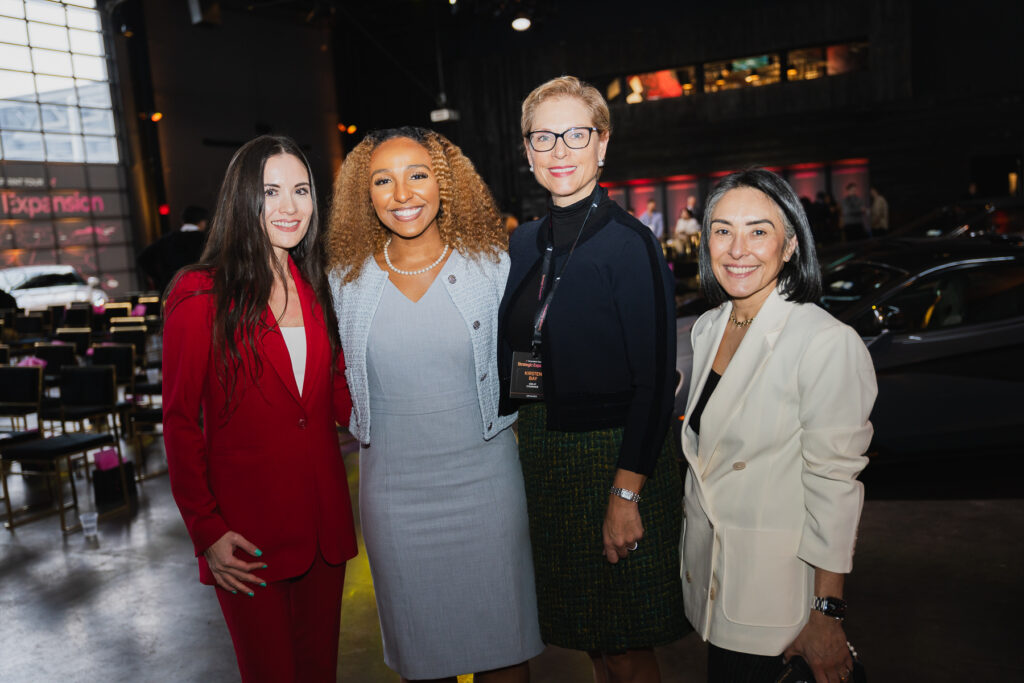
[63,305,92,328]
[1,428,122,532]
[0,365,42,432]
[54,327,93,357]
[32,342,78,387]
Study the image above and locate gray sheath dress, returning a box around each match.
[360,275,543,680]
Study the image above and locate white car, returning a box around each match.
[0,265,108,311]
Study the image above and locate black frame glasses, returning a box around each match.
[525,127,599,152]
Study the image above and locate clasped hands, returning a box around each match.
[203,531,267,595]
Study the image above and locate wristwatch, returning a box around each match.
[609,486,642,503]
[811,596,847,621]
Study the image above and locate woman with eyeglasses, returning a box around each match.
[498,76,686,683]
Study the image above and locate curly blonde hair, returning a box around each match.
[326,126,506,282]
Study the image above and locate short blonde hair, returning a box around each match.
[520,75,612,137]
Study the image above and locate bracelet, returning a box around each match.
[609,486,641,503]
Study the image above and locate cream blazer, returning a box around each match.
[679,288,876,656]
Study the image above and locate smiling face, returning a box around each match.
[525,96,609,207]
[368,137,440,241]
[261,153,313,261]
[708,187,797,311]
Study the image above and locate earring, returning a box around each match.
[529,165,534,172]
[598,159,605,167]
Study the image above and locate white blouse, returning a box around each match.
[279,326,306,395]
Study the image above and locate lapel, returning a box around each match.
[692,289,794,476]
[344,257,388,385]
[681,303,730,472]
[260,256,322,408]
[440,250,472,324]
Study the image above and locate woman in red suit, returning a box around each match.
[162,135,357,683]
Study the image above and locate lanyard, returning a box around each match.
[530,191,599,352]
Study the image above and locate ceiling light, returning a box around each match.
[511,13,531,31]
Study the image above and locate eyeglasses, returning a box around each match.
[525,127,598,152]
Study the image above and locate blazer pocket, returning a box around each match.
[721,527,807,628]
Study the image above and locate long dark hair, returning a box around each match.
[698,168,822,306]
[170,134,338,414]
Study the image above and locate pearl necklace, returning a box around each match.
[729,312,755,327]
[383,237,449,276]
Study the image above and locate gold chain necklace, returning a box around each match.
[729,312,755,327]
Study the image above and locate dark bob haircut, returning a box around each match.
[698,168,822,306]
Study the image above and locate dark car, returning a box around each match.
[821,237,1024,458]
[819,198,1024,270]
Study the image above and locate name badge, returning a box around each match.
[510,351,544,400]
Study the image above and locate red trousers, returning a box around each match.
[216,552,346,683]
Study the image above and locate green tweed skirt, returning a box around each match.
[517,403,688,652]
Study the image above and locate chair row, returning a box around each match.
[0,361,164,533]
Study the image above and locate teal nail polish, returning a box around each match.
[231,590,237,595]
[247,591,254,597]
[259,582,266,587]
[262,564,268,569]
[253,549,263,557]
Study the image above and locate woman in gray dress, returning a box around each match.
[326,127,543,683]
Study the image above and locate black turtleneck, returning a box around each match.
[497,186,677,476]
[505,190,608,352]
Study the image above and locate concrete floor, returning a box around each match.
[1,437,1022,682]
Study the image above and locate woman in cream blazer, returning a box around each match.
[680,169,877,683]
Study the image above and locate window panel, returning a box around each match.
[35,74,77,103]
[31,47,74,77]
[40,103,78,132]
[44,132,84,162]
[15,220,57,247]
[0,0,26,19]
[48,162,87,187]
[26,0,66,25]
[79,106,112,135]
[66,6,99,31]
[1,130,44,160]
[86,163,121,189]
[68,28,103,56]
[617,67,697,104]
[787,47,827,82]
[28,21,69,50]
[0,43,33,71]
[72,53,105,80]
[704,54,781,93]
[97,243,132,270]
[0,69,37,100]
[75,79,109,108]
[65,0,97,8]
[0,16,29,45]
[0,100,41,131]
[827,43,869,76]
[83,135,117,163]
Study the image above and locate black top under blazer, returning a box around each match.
[498,189,676,476]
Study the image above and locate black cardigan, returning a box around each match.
[498,190,676,476]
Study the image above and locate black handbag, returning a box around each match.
[775,643,866,683]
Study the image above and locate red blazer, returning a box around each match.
[163,258,357,585]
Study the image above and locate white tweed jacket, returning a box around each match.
[328,249,516,445]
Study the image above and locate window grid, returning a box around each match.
[1,0,133,297]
